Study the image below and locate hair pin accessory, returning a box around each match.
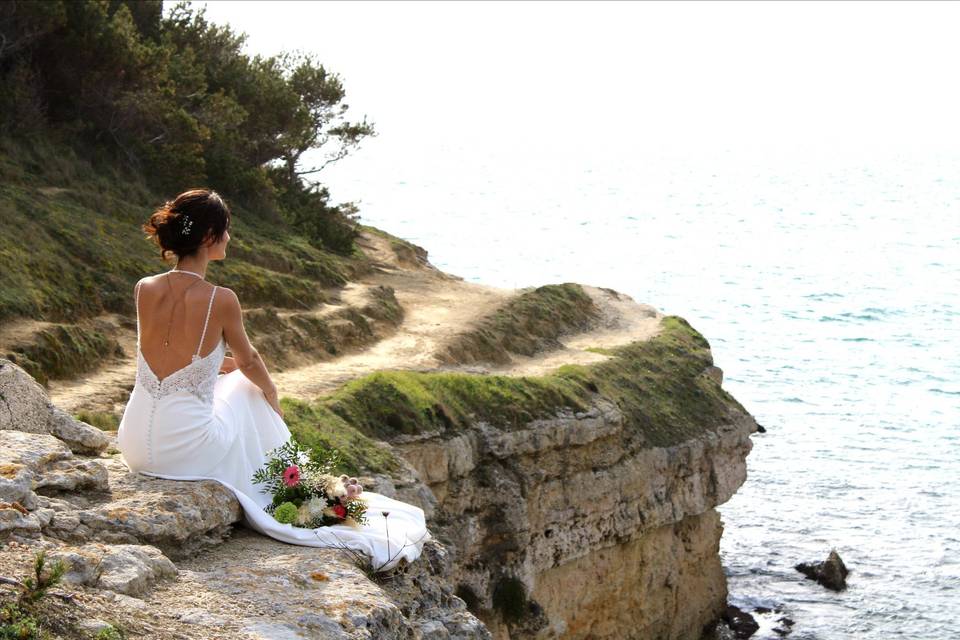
[181,214,194,236]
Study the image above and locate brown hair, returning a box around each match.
[143,188,231,261]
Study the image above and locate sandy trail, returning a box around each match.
[272,268,512,399]
[42,230,661,411]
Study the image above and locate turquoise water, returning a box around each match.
[322,147,960,638]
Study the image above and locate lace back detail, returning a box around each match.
[134,277,224,404]
[136,338,225,403]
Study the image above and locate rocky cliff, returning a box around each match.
[0,230,757,639]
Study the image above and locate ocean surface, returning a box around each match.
[321,145,960,639]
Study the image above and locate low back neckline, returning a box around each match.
[135,273,221,384]
[136,336,225,386]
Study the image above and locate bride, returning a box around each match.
[117,188,431,571]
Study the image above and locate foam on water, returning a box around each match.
[324,147,960,639]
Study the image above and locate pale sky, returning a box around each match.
[191,0,960,157]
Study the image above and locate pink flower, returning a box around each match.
[282,465,301,487]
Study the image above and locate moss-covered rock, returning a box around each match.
[244,286,404,370]
[279,397,406,477]
[301,315,744,450]
[439,283,600,365]
[4,323,122,386]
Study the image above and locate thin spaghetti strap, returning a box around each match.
[134,279,143,347]
[196,285,218,357]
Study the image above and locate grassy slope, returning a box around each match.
[0,136,365,326]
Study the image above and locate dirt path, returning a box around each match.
[272,265,513,399]
[45,324,139,415]
[44,229,662,411]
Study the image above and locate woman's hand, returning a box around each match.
[263,387,284,419]
[219,356,238,375]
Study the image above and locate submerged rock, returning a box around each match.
[795,549,849,591]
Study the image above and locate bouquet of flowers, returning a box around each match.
[251,440,368,528]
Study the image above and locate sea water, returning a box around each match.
[322,145,960,639]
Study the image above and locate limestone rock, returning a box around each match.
[151,530,490,640]
[703,365,724,385]
[50,542,177,595]
[0,358,109,454]
[394,394,758,638]
[75,619,117,635]
[0,508,41,536]
[0,430,109,518]
[57,456,242,557]
[0,428,240,554]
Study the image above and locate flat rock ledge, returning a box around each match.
[0,358,490,639]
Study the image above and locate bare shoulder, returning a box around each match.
[135,274,160,294]
[213,285,242,312]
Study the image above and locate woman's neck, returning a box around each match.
[173,255,209,279]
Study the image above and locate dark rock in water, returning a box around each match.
[703,620,737,640]
[795,549,849,591]
[772,616,795,636]
[721,605,760,639]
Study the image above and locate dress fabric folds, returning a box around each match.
[117,277,431,571]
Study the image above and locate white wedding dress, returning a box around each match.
[117,271,431,571]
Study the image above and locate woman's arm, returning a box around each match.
[219,288,283,418]
[219,355,238,374]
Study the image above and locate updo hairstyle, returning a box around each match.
[142,188,231,261]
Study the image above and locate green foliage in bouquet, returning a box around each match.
[273,502,299,524]
[252,439,369,528]
[252,440,340,506]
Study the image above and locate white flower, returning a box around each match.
[296,503,311,525]
[318,473,347,498]
[305,497,327,518]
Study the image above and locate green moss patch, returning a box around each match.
[322,368,588,441]
[556,316,748,447]
[361,285,404,324]
[280,397,406,477]
[299,316,745,450]
[74,410,121,431]
[440,283,601,365]
[4,323,122,386]
[492,576,529,623]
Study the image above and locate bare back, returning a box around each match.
[136,273,223,381]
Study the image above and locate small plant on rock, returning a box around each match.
[0,550,72,640]
[94,625,124,640]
